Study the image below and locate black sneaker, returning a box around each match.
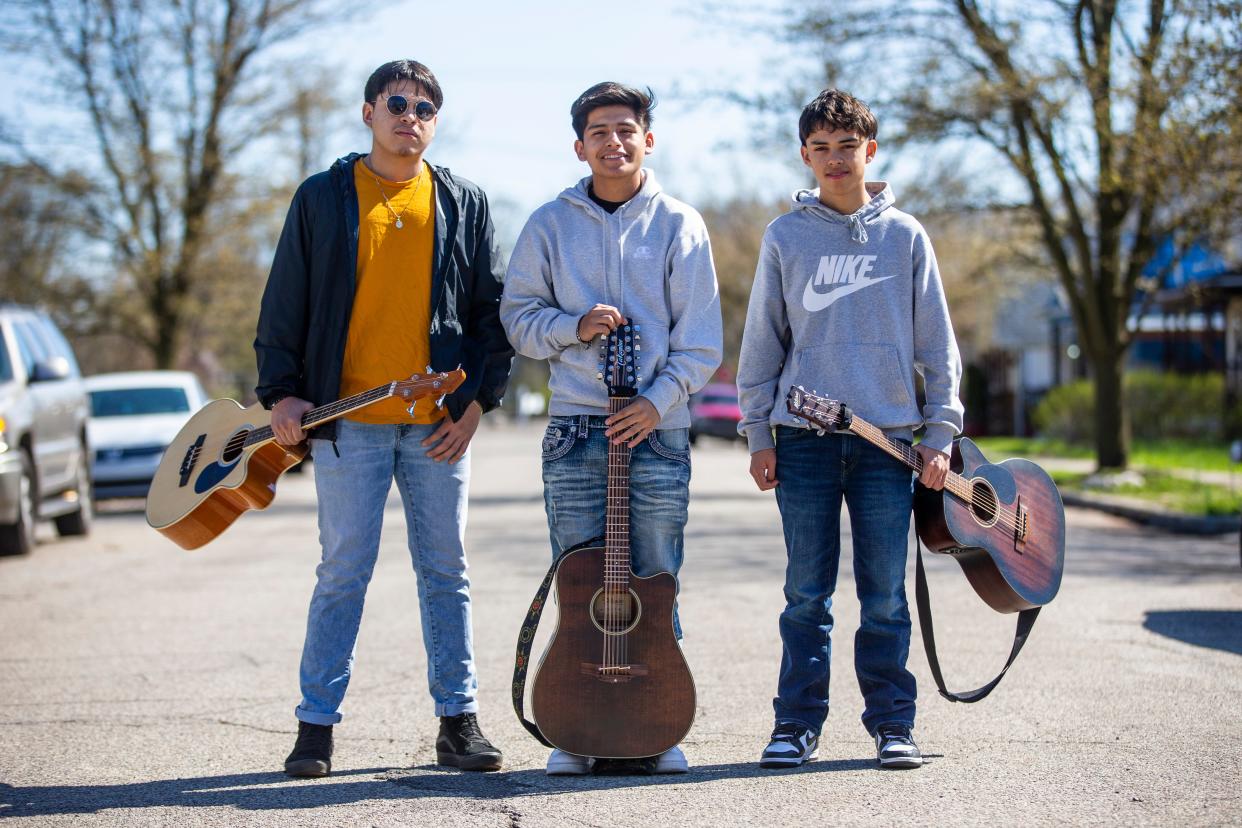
[435,713,503,771]
[875,723,923,769]
[284,721,333,777]
[759,721,819,769]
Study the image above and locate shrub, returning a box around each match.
[1033,370,1224,444]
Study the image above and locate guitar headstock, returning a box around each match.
[785,386,852,433]
[394,368,467,401]
[598,320,641,398]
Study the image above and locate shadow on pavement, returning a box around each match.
[1143,609,1242,656]
[0,758,879,816]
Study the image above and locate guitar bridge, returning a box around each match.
[1014,496,1030,550]
[178,435,206,488]
[580,663,648,683]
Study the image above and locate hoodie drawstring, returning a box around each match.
[848,213,868,244]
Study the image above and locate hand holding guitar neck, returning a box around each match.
[272,397,314,446]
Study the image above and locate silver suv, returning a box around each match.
[0,305,92,555]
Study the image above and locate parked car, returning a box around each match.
[85,371,209,500]
[689,382,744,444]
[0,304,93,555]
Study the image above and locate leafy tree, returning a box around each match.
[769,0,1242,469]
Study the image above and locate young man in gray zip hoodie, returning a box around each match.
[501,82,722,776]
[737,89,964,771]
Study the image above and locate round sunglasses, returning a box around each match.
[380,94,437,122]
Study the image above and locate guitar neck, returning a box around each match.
[844,415,973,503]
[605,395,633,591]
[245,383,398,448]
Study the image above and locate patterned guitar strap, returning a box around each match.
[914,538,1041,703]
[511,550,570,747]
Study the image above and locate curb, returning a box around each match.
[1061,490,1240,535]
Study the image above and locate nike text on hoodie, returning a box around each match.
[736,182,964,454]
[501,170,723,428]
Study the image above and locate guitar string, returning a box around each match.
[802,398,1028,537]
[225,376,448,454]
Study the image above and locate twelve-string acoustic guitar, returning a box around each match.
[146,369,465,550]
[527,321,696,758]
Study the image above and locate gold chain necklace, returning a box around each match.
[368,164,424,229]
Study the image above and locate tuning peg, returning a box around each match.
[633,324,641,331]
[407,402,418,416]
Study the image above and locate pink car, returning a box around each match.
[689,382,743,443]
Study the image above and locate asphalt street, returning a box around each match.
[1,420,1239,827]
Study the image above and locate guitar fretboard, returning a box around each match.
[604,395,633,595]
[243,383,396,448]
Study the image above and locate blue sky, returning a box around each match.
[1,0,824,243]
[299,0,808,232]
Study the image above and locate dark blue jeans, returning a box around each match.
[772,426,917,736]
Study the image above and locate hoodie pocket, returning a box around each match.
[792,343,917,423]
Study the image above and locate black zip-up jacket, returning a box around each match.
[255,154,513,439]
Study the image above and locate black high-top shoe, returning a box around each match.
[435,712,503,771]
[284,721,333,777]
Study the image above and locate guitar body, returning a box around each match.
[146,399,306,550]
[914,437,1065,613]
[530,543,696,759]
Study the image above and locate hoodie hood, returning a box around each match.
[558,169,663,217]
[791,181,894,244]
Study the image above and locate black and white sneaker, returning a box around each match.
[759,721,819,769]
[875,723,923,769]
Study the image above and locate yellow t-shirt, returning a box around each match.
[341,160,442,424]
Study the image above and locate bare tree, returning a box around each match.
[766,0,1242,469]
[1,0,358,368]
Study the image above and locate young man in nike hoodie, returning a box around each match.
[501,82,722,776]
[737,89,964,771]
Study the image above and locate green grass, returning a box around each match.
[1048,470,1242,517]
[972,437,1231,471]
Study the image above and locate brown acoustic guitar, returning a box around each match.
[529,321,696,758]
[146,369,465,550]
[786,386,1064,613]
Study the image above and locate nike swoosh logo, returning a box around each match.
[802,275,895,312]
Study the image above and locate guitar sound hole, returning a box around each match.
[968,479,1000,527]
[221,430,250,464]
[589,588,642,636]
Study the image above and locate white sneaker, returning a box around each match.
[546,748,594,775]
[654,745,689,774]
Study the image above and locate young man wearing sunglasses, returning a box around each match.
[501,82,722,775]
[255,59,513,777]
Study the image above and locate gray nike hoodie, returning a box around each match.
[501,170,723,427]
[736,182,963,453]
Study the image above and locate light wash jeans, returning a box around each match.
[294,419,477,725]
[540,415,691,637]
[771,426,917,736]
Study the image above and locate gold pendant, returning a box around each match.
[395,218,403,229]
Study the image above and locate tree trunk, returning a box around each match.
[1091,347,1129,470]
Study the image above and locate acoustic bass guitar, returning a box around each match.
[526,321,696,758]
[146,369,465,550]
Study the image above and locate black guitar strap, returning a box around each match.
[511,550,568,748]
[914,539,1041,703]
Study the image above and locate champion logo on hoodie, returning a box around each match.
[802,254,894,312]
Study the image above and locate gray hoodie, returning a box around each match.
[737,182,963,454]
[502,170,723,428]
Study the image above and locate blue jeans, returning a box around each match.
[541,415,690,637]
[772,426,917,736]
[295,419,477,724]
